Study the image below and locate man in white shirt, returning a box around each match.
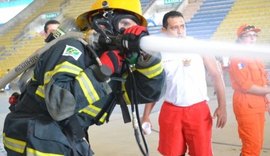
[142,11,227,156]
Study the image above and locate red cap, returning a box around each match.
[237,24,261,37]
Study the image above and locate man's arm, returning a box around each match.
[142,102,155,124]
[203,56,227,128]
[266,94,270,115]
[246,85,270,95]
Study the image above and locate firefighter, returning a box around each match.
[3,0,165,155]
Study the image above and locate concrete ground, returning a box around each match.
[0,87,269,156]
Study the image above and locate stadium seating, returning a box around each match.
[0,0,66,75]
[186,0,235,40]
[62,0,93,19]
[141,0,155,12]
[1,0,270,77]
[212,0,270,43]
[182,0,203,22]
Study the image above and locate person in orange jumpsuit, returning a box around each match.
[229,24,270,156]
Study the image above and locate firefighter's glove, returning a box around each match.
[121,25,149,64]
[8,92,20,112]
[90,64,112,82]
[89,64,112,95]
[9,92,20,105]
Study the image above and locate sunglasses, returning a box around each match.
[240,25,259,38]
[243,25,255,31]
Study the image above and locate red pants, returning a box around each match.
[158,101,213,156]
[236,113,265,156]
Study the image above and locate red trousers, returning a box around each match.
[158,101,213,156]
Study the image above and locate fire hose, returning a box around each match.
[1,32,270,156]
[1,35,270,89]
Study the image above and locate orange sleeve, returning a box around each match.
[229,59,253,91]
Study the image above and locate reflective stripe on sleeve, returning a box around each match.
[26,147,64,156]
[136,62,163,78]
[35,85,45,98]
[3,133,26,154]
[79,105,108,123]
[76,72,100,104]
[44,61,82,84]
[36,61,100,105]
[35,61,82,98]
[79,105,101,117]
[99,112,108,123]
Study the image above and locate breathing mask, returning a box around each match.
[88,10,140,51]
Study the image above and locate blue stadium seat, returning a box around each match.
[186,0,235,40]
[141,0,151,11]
[148,25,162,35]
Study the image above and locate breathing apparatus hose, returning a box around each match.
[127,64,149,156]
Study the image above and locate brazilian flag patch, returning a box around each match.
[63,45,82,60]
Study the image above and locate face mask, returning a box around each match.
[90,11,140,51]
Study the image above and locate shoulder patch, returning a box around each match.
[63,45,82,60]
[237,63,245,69]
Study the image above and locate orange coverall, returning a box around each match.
[229,57,267,156]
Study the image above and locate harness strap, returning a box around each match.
[118,93,131,123]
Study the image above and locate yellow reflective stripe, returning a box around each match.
[79,106,108,123]
[122,83,131,104]
[79,105,101,117]
[99,112,108,123]
[32,76,37,81]
[120,73,131,104]
[27,147,64,156]
[35,85,45,98]
[35,61,82,98]
[136,62,163,78]
[3,133,26,154]
[44,61,82,84]
[76,72,100,104]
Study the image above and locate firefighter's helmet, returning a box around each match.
[76,0,147,31]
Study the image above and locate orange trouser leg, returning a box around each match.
[236,113,265,156]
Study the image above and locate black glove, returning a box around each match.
[121,25,149,53]
[90,64,112,82]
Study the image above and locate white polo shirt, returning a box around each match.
[162,52,209,107]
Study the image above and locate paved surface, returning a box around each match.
[0,87,269,156]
